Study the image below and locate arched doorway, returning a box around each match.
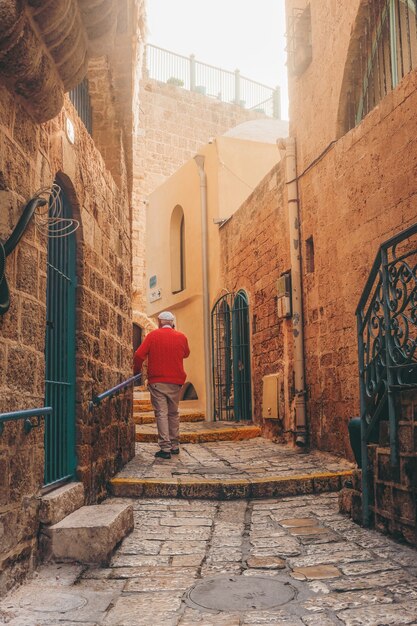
[211,290,252,421]
[44,185,77,487]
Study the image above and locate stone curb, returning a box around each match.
[135,425,261,443]
[109,470,353,500]
[134,412,205,425]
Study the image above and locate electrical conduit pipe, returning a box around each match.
[278,136,307,446]
[194,155,214,421]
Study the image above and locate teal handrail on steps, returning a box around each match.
[89,374,141,411]
[0,407,53,435]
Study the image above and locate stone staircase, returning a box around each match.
[39,482,133,565]
[109,389,354,500]
[133,390,261,443]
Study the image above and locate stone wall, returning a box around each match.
[132,78,268,316]
[219,163,294,435]
[0,89,134,593]
[340,390,417,546]
[282,0,417,459]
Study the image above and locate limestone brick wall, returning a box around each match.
[132,79,267,316]
[298,68,417,458]
[0,89,134,593]
[219,163,294,436]
[285,0,361,172]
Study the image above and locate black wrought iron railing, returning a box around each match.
[89,374,141,411]
[356,222,417,525]
[0,407,52,436]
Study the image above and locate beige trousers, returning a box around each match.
[149,383,182,451]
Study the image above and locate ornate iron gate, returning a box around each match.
[44,187,77,486]
[211,291,252,421]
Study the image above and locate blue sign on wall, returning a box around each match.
[149,275,157,288]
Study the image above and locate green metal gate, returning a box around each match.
[44,186,77,486]
[211,290,252,421]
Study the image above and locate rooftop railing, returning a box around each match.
[145,44,281,119]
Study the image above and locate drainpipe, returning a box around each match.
[278,136,307,446]
[194,155,214,422]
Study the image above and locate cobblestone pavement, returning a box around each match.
[2,493,417,625]
[117,440,354,480]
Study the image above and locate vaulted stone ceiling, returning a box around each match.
[0,0,121,122]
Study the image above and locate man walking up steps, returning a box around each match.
[134,311,190,459]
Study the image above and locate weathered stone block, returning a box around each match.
[46,503,133,564]
[39,482,85,525]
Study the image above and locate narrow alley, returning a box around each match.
[2,488,417,624]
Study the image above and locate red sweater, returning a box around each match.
[133,327,190,385]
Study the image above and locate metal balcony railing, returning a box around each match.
[356,222,417,525]
[145,44,281,118]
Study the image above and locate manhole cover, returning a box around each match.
[20,591,88,613]
[185,575,295,612]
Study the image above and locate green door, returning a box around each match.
[232,291,252,421]
[44,186,77,486]
[212,290,252,421]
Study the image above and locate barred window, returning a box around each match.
[347,0,417,130]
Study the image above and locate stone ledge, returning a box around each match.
[134,411,205,425]
[135,425,261,444]
[39,482,85,526]
[110,471,353,500]
[45,503,134,565]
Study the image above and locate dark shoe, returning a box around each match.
[171,448,180,455]
[155,450,171,459]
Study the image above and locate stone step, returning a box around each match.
[134,410,205,425]
[39,482,85,526]
[44,503,133,565]
[135,421,261,444]
[110,470,353,500]
[133,400,153,411]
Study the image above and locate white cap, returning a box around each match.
[158,311,175,322]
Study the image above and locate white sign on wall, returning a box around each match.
[149,288,162,303]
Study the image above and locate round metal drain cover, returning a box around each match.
[20,591,88,613]
[185,575,295,612]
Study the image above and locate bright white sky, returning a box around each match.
[146,0,289,119]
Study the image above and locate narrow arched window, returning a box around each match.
[170,205,186,293]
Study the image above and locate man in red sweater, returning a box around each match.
[133,311,190,459]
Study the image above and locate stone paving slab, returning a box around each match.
[3,493,417,625]
[111,439,354,499]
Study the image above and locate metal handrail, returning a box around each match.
[356,221,417,526]
[0,406,52,435]
[89,374,141,411]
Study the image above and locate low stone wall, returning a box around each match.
[339,390,417,546]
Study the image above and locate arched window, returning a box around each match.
[170,205,186,293]
[340,0,417,133]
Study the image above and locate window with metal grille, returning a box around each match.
[69,78,92,135]
[286,5,312,77]
[347,0,417,130]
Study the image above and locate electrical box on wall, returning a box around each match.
[262,373,283,420]
[277,272,292,319]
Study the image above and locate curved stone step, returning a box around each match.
[135,422,261,444]
[110,471,353,500]
[134,410,205,425]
